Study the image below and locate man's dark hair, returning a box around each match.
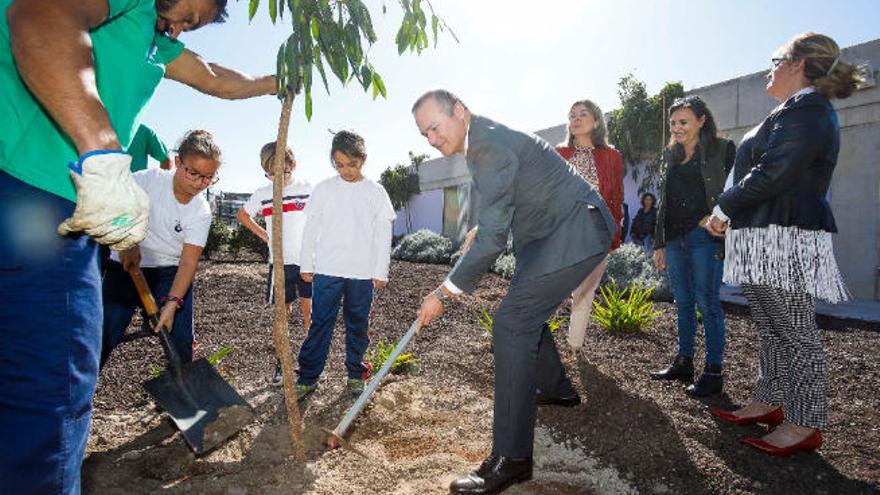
[411,89,468,115]
[156,0,229,24]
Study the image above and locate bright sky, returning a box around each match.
[141,0,880,193]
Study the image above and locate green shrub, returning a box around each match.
[204,218,233,260]
[392,229,453,264]
[592,279,660,333]
[368,340,419,375]
[451,235,516,280]
[603,244,671,301]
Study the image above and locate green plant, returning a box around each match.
[204,218,233,260]
[391,229,454,264]
[255,0,456,119]
[368,340,419,375]
[592,279,661,333]
[472,308,494,337]
[150,345,236,378]
[546,312,568,334]
[381,151,427,234]
[606,75,684,192]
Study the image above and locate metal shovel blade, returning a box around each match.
[144,358,254,455]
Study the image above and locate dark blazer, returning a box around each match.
[654,137,736,249]
[718,91,839,232]
[448,115,616,292]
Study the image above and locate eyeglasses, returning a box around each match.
[182,165,220,185]
[771,57,789,70]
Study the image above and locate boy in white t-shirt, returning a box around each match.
[237,142,312,385]
[296,130,396,400]
[101,130,220,367]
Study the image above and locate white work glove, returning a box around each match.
[57,150,149,251]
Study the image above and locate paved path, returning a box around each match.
[720,285,880,325]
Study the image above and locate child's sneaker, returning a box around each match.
[272,360,283,386]
[347,378,365,396]
[296,383,317,401]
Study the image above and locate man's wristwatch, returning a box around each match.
[433,287,447,304]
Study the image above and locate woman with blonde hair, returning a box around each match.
[556,99,624,354]
[707,33,865,456]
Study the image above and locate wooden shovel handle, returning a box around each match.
[128,267,159,317]
[128,267,183,370]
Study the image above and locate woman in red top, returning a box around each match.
[556,99,624,352]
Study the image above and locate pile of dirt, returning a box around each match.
[84,260,880,494]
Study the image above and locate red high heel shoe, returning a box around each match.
[710,407,784,427]
[739,430,822,457]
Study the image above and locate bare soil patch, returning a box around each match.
[84,260,880,494]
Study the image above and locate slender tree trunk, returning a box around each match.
[271,92,306,461]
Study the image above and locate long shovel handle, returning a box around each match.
[332,319,420,439]
[128,268,183,371]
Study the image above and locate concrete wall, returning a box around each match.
[392,188,443,237]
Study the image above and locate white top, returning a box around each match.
[111,168,212,267]
[242,178,312,265]
[300,176,396,281]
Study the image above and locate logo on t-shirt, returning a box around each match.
[174,221,183,233]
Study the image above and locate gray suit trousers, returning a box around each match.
[492,248,608,457]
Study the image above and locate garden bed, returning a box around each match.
[84,261,879,494]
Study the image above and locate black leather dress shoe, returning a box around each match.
[649,356,694,382]
[449,455,533,494]
[685,364,723,397]
[535,392,581,407]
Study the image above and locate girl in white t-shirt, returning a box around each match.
[100,130,221,367]
[296,130,396,400]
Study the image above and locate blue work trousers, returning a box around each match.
[0,171,101,494]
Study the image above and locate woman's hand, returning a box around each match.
[703,214,728,238]
[653,248,666,271]
[301,272,313,283]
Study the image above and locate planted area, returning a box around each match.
[84,261,879,494]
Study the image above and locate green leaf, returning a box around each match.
[248,0,260,20]
[372,71,386,98]
[269,0,277,23]
[431,15,438,47]
[305,91,313,120]
[359,64,372,91]
[313,46,330,93]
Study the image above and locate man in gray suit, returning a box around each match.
[413,89,616,494]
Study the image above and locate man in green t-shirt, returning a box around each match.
[0,1,276,493]
[127,124,172,171]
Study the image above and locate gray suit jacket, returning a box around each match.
[448,115,616,292]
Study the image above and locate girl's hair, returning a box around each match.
[641,192,656,207]
[778,32,867,100]
[176,129,222,161]
[329,129,367,165]
[259,141,295,174]
[565,99,609,149]
[666,95,719,164]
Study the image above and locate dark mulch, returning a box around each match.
[84,260,879,494]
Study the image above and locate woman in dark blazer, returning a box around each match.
[707,32,865,456]
[649,96,735,397]
[556,99,624,352]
